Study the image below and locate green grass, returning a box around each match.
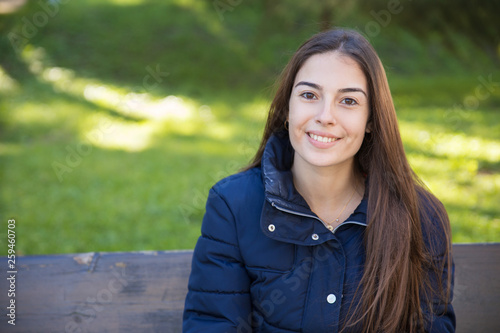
[1,0,499,255]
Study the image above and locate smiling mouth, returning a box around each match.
[307,132,340,143]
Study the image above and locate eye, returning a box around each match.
[341,98,358,106]
[300,92,317,100]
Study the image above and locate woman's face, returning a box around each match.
[288,51,370,171]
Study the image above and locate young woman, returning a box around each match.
[183,28,455,333]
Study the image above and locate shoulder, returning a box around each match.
[202,167,265,244]
[214,166,262,188]
[211,167,264,203]
[416,187,448,227]
[206,167,265,222]
[416,187,451,257]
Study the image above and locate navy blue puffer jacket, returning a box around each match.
[183,132,455,332]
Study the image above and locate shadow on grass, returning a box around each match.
[28,1,273,99]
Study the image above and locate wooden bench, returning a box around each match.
[1,243,499,332]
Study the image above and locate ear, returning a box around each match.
[365,121,372,133]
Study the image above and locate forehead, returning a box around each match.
[294,52,367,89]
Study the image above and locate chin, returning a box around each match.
[304,156,342,168]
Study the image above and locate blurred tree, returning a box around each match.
[319,1,336,31]
[0,1,37,82]
[318,0,357,31]
[251,0,357,40]
[357,0,500,63]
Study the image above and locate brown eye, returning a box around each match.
[301,92,316,100]
[341,98,358,105]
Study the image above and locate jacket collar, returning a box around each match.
[262,131,311,213]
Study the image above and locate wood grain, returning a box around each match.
[452,243,500,333]
[1,250,192,333]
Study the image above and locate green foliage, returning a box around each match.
[0,0,499,255]
[356,0,500,63]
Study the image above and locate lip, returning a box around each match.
[306,130,341,148]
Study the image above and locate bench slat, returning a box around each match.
[452,243,500,333]
[1,251,192,332]
[1,244,499,332]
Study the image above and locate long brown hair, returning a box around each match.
[247,28,452,332]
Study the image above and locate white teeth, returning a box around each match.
[309,133,337,143]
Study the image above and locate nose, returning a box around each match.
[315,100,336,126]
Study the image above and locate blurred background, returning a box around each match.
[1,0,499,255]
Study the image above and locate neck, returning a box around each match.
[291,157,363,220]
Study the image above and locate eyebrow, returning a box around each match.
[294,81,367,98]
[295,81,322,90]
[338,87,367,98]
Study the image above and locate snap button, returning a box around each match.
[268,224,275,232]
[311,233,319,240]
[327,225,334,231]
[327,294,336,304]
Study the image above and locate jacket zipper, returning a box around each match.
[271,201,366,234]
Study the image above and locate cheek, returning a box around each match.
[347,111,369,134]
[344,119,368,141]
[287,99,299,121]
[287,106,306,149]
[288,107,304,128]
[288,100,315,127]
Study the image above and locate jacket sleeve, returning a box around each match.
[183,187,253,333]
[422,215,456,332]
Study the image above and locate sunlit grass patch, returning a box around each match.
[0,67,19,92]
[400,105,500,243]
[1,59,267,255]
